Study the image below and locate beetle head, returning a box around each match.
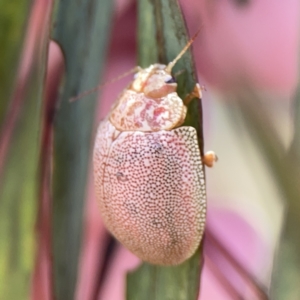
[131,30,199,99]
[131,64,177,98]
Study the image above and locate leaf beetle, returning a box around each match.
[93,33,216,265]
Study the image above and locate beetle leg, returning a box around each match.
[202,151,218,168]
[183,83,203,105]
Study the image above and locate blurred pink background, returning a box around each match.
[30,0,300,299]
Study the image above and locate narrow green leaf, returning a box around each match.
[290,84,300,156]
[127,246,203,300]
[127,1,204,299]
[0,4,49,300]
[271,90,300,298]
[0,0,32,127]
[269,28,300,299]
[50,1,113,299]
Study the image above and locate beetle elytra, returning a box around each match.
[93,33,216,265]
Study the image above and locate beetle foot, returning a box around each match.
[183,83,203,105]
[203,151,218,168]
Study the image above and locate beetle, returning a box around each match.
[93,33,216,265]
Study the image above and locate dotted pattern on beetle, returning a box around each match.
[93,124,206,265]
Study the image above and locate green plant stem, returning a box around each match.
[127,1,204,299]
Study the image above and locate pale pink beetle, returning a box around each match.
[93,34,216,265]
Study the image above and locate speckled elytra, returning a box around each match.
[93,33,216,266]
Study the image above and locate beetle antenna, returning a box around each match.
[165,30,200,73]
[70,66,141,102]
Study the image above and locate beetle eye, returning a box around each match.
[165,77,176,84]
